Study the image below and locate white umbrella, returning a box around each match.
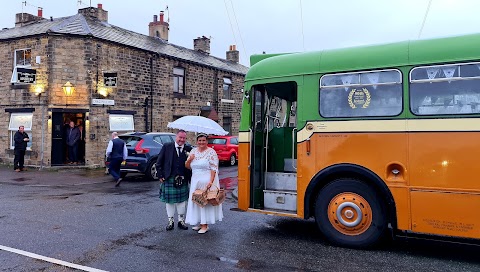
[167,116,229,136]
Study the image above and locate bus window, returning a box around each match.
[410,62,480,115]
[319,70,403,118]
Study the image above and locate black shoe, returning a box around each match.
[166,219,174,231]
[177,220,188,230]
[115,178,122,187]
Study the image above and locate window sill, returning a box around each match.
[173,93,188,99]
[221,99,235,103]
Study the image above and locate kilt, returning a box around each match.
[159,176,189,203]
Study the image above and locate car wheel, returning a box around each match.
[314,178,388,248]
[229,154,236,166]
[145,160,158,180]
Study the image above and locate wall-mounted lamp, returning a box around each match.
[48,110,52,120]
[34,85,43,96]
[63,81,75,96]
[98,87,108,97]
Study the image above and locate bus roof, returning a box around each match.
[245,33,480,81]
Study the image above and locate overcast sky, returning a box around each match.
[1,0,479,66]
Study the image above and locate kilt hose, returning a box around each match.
[159,176,189,203]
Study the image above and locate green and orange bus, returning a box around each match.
[237,33,480,248]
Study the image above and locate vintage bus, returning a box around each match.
[237,33,480,248]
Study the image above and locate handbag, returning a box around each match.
[206,185,226,206]
[192,188,208,207]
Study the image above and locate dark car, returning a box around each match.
[207,136,238,166]
[105,132,176,180]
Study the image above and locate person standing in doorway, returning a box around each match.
[106,132,127,187]
[66,121,80,164]
[156,130,192,231]
[13,126,29,172]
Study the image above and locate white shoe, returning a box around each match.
[198,227,209,234]
[192,226,201,231]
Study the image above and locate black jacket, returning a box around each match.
[14,131,29,150]
[156,142,192,181]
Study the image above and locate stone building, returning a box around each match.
[0,4,247,168]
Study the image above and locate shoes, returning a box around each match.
[192,226,201,231]
[198,227,209,234]
[20,168,27,171]
[177,220,188,230]
[115,178,122,187]
[166,218,174,231]
[14,169,20,172]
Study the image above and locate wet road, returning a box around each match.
[1,166,480,271]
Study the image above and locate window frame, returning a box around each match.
[319,69,403,118]
[14,48,32,68]
[223,77,232,100]
[409,61,480,116]
[223,116,232,134]
[173,67,185,94]
[9,112,34,151]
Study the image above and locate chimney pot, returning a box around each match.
[37,7,43,18]
[98,3,103,9]
[226,44,239,63]
[153,15,158,22]
[160,11,164,23]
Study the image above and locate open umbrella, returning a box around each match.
[167,116,229,136]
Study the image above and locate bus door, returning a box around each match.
[251,82,298,214]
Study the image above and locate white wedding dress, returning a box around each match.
[185,147,223,225]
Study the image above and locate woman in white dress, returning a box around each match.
[185,134,223,234]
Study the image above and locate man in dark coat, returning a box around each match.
[13,125,29,172]
[106,132,128,187]
[66,121,81,164]
[156,130,192,231]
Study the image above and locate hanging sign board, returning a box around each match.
[16,68,36,84]
[104,72,118,87]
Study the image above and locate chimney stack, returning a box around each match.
[37,7,43,18]
[194,36,211,54]
[78,3,108,22]
[148,11,169,41]
[15,12,43,27]
[226,45,239,63]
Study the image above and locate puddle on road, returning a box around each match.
[11,177,31,182]
[42,192,84,200]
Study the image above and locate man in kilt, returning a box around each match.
[156,130,192,230]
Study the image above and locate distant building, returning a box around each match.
[0,4,247,167]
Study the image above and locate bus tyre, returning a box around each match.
[145,160,158,181]
[315,178,387,248]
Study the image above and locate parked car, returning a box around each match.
[207,136,238,166]
[105,132,177,180]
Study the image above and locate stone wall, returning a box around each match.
[0,35,245,167]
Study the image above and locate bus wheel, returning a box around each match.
[315,179,387,248]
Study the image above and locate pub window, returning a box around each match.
[15,48,32,67]
[223,117,232,134]
[319,69,403,118]
[11,48,32,84]
[173,67,185,94]
[410,62,480,115]
[223,77,232,100]
[9,113,33,150]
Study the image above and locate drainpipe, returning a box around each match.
[150,55,155,132]
[40,101,45,170]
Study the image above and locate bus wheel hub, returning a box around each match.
[328,193,373,235]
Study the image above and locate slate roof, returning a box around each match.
[0,13,249,75]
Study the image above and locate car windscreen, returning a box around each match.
[119,136,142,147]
[208,138,227,145]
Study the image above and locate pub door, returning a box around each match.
[51,112,65,165]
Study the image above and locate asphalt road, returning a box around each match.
[1,166,480,271]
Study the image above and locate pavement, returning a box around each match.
[0,165,239,193]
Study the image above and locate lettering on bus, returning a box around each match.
[348,88,371,109]
[423,219,474,233]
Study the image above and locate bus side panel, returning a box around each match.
[296,139,320,218]
[389,186,411,231]
[410,191,480,238]
[237,142,250,211]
